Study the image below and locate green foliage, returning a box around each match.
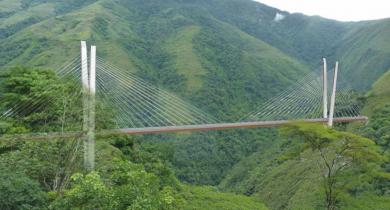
[357,70,390,152]
[0,140,83,192]
[0,67,87,193]
[49,172,113,210]
[0,0,389,209]
[182,185,268,210]
[360,105,390,151]
[281,123,385,167]
[136,129,277,185]
[1,0,387,188]
[340,193,390,210]
[0,66,83,133]
[281,123,388,209]
[0,64,271,209]
[3,0,388,187]
[0,66,116,133]
[0,166,48,210]
[50,160,185,210]
[219,123,390,209]
[352,69,390,196]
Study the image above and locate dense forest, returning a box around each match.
[0,0,390,209]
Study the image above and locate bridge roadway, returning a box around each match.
[0,116,368,141]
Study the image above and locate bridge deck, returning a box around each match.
[0,116,367,141]
[107,116,368,135]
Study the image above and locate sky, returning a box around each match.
[255,0,390,21]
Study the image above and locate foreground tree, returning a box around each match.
[0,165,48,210]
[281,123,388,210]
[0,66,117,193]
[0,66,85,193]
[49,159,184,210]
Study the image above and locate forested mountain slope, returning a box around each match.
[2,0,390,94]
[336,20,390,90]
[218,69,390,209]
[0,0,310,120]
[353,69,390,156]
[170,0,390,90]
[361,69,390,117]
[0,0,312,185]
[1,0,390,209]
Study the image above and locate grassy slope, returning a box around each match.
[362,69,390,116]
[336,20,390,91]
[189,0,390,91]
[183,185,268,210]
[219,138,324,209]
[165,26,206,91]
[0,0,139,68]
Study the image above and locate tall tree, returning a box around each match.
[281,123,388,210]
[0,66,84,192]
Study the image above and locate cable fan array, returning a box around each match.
[95,57,218,129]
[0,56,217,134]
[242,68,362,122]
[0,53,363,137]
[0,56,85,133]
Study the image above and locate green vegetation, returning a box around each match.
[165,26,206,91]
[0,66,268,209]
[49,160,184,210]
[0,66,81,133]
[0,0,390,209]
[360,69,390,117]
[182,185,268,210]
[353,69,390,153]
[217,69,390,209]
[219,123,390,209]
[282,123,387,210]
[0,166,48,210]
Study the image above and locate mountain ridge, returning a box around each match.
[1,0,390,92]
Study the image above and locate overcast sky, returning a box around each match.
[255,0,390,21]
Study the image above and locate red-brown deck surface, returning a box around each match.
[0,116,368,141]
[106,116,368,135]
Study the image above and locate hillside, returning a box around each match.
[217,71,390,209]
[2,0,390,94]
[0,0,312,186]
[179,0,390,90]
[361,69,390,116]
[1,0,390,209]
[336,20,390,90]
[0,0,310,120]
[353,69,390,153]
[183,185,268,210]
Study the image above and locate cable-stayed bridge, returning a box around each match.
[0,41,367,170]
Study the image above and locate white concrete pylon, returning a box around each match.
[89,46,96,95]
[86,45,96,171]
[328,61,339,127]
[323,58,328,119]
[81,41,89,90]
[81,41,91,170]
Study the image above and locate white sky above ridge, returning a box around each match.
[255,0,390,21]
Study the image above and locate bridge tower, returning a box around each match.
[322,58,339,127]
[328,61,339,127]
[80,41,96,171]
[322,58,328,119]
